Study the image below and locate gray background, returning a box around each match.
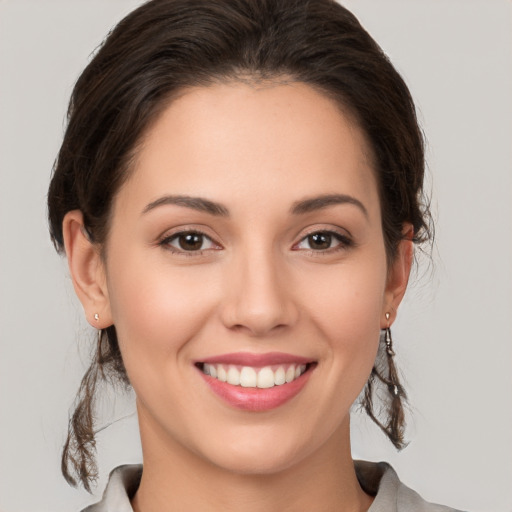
[0,1,511,511]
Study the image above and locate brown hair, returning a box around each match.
[48,0,430,491]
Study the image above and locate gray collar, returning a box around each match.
[82,461,460,512]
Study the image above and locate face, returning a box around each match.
[94,82,408,474]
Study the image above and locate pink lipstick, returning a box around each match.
[195,352,316,412]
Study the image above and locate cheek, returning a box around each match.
[306,256,386,332]
[300,253,387,381]
[105,251,219,370]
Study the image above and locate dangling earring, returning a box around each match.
[384,313,395,356]
[383,312,403,399]
[361,312,407,449]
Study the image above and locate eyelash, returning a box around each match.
[159,229,220,257]
[293,229,354,255]
[158,229,353,256]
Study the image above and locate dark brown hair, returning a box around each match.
[48,0,430,491]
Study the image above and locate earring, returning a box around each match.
[383,312,401,397]
[94,313,99,321]
[360,312,407,449]
[384,312,395,357]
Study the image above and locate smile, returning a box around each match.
[196,352,316,412]
[200,363,308,388]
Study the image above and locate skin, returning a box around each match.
[63,82,413,512]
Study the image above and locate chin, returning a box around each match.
[209,446,304,476]
[192,423,323,476]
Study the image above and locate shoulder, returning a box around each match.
[355,460,465,512]
[81,464,142,512]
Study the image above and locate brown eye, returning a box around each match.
[295,230,352,252]
[165,231,217,252]
[178,233,204,250]
[307,232,332,250]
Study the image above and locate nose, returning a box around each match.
[219,247,298,337]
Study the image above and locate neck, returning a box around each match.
[132,412,373,512]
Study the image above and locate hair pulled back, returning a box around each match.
[48,0,430,491]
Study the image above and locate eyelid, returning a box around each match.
[292,227,354,252]
[155,224,353,256]
[158,226,223,255]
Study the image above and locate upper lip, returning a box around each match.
[197,352,314,367]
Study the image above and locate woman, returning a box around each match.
[47,1,461,510]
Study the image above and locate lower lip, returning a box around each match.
[198,367,314,412]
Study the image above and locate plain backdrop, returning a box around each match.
[0,1,511,511]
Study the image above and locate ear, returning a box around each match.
[62,210,113,328]
[382,224,414,327]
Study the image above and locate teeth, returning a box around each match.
[202,363,308,388]
[274,366,286,385]
[257,367,275,388]
[240,366,257,387]
[227,366,240,385]
[217,365,227,382]
[294,364,306,379]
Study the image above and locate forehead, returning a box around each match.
[116,81,379,219]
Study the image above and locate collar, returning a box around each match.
[82,460,458,512]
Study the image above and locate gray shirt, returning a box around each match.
[82,461,463,511]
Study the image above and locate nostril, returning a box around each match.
[229,322,289,337]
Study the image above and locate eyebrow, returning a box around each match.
[141,193,368,218]
[142,195,230,216]
[290,194,368,217]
